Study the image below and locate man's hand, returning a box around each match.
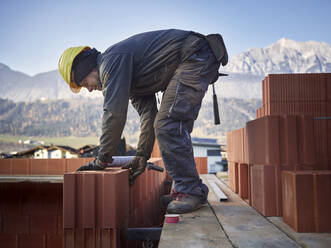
[121,156,147,185]
[77,158,107,171]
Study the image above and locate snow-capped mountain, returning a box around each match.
[224,38,331,75]
[1,38,331,102]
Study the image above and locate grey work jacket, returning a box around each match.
[97,29,193,162]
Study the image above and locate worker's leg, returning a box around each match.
[155,40,219,207]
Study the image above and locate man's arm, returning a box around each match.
[97,53,133,162]
[130,94,158,160]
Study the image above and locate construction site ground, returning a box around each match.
[158,173,331,248]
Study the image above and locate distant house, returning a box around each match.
[9,137,129,159]
[14,145,79,159]
[192,137,226,173]
[46,146,78,159]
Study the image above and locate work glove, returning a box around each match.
[77,158,108,171]
[121,156,147,185]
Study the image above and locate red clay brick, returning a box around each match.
[82,174,96,228]
[65,158,86,172]
[3,216,29,234]
[314,173,331,232]
[57,215,63,234]
[63,174,76,228]
[251,165,281,216]
[22,183,62,216]
[282,170,331,232]
[228,162,238,193]
[64,170,130,229]
[11,159,30,175]
[30,159,48,175]
[103,170,130,228]
[47,159,66,175]
[21,183,60,216]
[0,234,18,248]
[62,158,167,247]
[313,118,328,168]
[238,163,249,199]
[0,183,21,215]
[30,215,58,234]
[46,234,62,248]
[63,229,74,248]
[18,234,46,248]
[282,171,310,232]
[246,116,280,165]
[226,130,235,163]
[279,116,298,168]
[84,229,95,248]
[230,128,245,163]
[0,159,12,174]
[298,115,316,165]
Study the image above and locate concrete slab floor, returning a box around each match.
[157,173,330,248]
[202,174,301,248]
[158,204,232,248]
[269,217,331,248]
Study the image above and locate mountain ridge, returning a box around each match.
[1,38,331,102]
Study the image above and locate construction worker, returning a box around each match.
[58,29,228,214]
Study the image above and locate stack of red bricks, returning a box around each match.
[257,73,331,117]
[227,73,331,232]
[63,158,169,248]
[0,158,94,175]
[0,176,63,247]
[0,158,93,248]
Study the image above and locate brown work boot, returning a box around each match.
[160,189,180,207]
[166,193,203,214]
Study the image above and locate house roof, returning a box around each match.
[15,145,51,156]
[14,145,78,156]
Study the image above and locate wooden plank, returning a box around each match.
[208,179,228,201]
[201,175,219,202]
[158,204,232,248]
[206,174,301,248]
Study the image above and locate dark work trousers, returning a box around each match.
[154,39,219,201]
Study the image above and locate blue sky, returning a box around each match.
[0,0,330,76]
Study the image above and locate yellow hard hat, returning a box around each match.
[58,46,90,93]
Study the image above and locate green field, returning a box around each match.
[0,135,99,149]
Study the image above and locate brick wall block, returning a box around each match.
[0,159,12,174]
[46,234,62,248]
[18,234,46,248]
[3,216,29,234]
[246,116,280,165]
[11,159,30,175]
[228,162,238,193]
[30,215,58,234]
[314,173,331,232]
[0,234,17,248]
[238,163,249,199]
[22,183,60,216]
[282,170,331,232]
[64,170,130,229]
[47,159,66,175]
[251,164,281,216]
[30,159,48,174]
